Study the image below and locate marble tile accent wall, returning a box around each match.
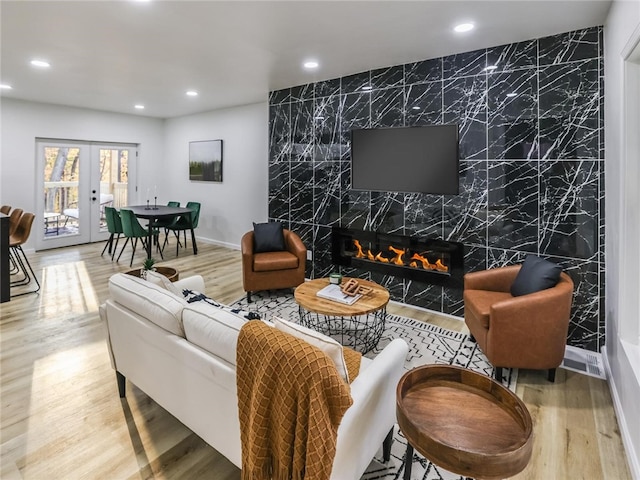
[268,26,605,352]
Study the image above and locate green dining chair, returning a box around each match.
[101,207,124,260]
[152,201,180,247]
[117,209,163,266]
[165,201,200,256]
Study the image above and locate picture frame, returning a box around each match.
[189,139,223,182]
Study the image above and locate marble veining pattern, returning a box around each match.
[268,26,604,351]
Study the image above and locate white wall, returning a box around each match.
[0,98,165,249]
[0,98,268,251]
[162,102,269,249]
[604,0,640,477]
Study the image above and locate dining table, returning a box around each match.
[122,205,193,260]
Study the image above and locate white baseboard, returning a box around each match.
[194,235,240,251]
[387,299,464,322]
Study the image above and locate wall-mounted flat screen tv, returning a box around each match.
[350,124,460,195]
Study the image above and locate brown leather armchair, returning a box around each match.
[241,229,306,302]
[463,265,574,382]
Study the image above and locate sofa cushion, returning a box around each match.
[145,270,182,296]
[253,251,299,272]
[253,221,285,253]
[108,273,187,336]
[182,303,249,366]
[511,255,562,297]
[273,316,349,383]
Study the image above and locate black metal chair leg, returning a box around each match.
[548,368,556,382]
[495,366,503,383]
[129,238,138,267]
[101,233,114,257]
[111,234,121,261]
[190,228,197,255]
[116,237,130,262]
[382,426,394,462]
[175,231,181,256]
[403,443,414,480]
[10,246,40,296]
[155,233,164,260]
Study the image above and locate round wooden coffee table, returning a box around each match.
[294,277,389,353]
[396,365,533,480]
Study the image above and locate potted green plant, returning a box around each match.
[141,257,156,279]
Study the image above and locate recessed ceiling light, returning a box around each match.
[506,92,518,98]
[361,85,372,91]
[0,84,12,90]
[484,65,498,72]
[30,59,50,68]
[454,23,474,33]
[303,60,319,69]
[186,90,198,97]
[134,104,145,110]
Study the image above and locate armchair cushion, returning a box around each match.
[253,251,299,272]
[510,255,562,297]
[253,221,285,253]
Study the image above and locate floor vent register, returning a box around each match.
[561,345,606,379]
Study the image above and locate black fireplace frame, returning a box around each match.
[331,227,464,288]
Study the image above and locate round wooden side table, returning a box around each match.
[396,364,533,480]
[294,277,389,353]
[124,266,179,282]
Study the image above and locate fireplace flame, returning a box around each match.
[375,252,389,263]
[388,245,405,265]
[435,259,448,272]
[351,239,448,273]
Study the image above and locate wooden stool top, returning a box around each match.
[396,364,533,480]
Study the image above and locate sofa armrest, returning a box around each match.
[284,229,307,262]
[174,275,205,292]
[99,302,117,371]
[331,338,408,479]
[464,265,521,292]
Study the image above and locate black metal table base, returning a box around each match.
[297,306,386,354]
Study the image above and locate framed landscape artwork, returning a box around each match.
[189,139,223,182]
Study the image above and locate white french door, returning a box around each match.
[36,140,137,251]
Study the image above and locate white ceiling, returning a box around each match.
[0,0,612,119]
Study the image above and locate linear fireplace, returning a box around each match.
[332,227,464,288]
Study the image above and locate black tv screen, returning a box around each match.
[350,125,460,195]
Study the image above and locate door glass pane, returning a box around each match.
[43,146,80,237]
[98,148,128,232]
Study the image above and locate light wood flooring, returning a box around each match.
[1,241,632,479]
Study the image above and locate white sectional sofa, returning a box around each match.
[101,273,409,479]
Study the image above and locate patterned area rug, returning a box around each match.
[231,290,518,480]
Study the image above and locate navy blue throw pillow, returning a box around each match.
[510,255,562,297]
[253,221,285,253]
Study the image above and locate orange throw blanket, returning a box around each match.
[237,320,353,480]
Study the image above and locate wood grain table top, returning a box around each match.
[396,364,533,480]
[294,277,389,317]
